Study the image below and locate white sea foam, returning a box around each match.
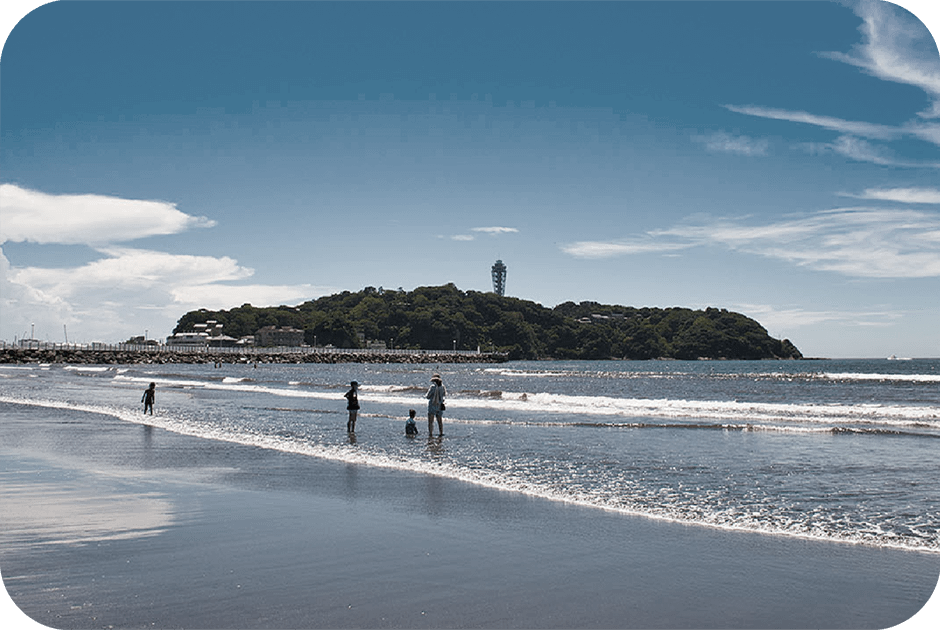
[2,393,937,554]
[483,366,940,385]
[110,373,940,428]
[823,372,940,383]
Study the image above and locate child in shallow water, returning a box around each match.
[405,409,419,436]
[141,382,155,414]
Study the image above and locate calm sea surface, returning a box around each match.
[2,358,938,553]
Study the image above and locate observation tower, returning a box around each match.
[491,259,507,296]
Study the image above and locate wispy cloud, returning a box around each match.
[472,227,519,234]
[800,134,939,167]
[451,234,475,241]
[169,283,330,311]
[723,1,940,172]
[842,186,940,203]
[562,207,940,278]
[819,0,940,119]
[691,131,770,156]
[560,239,692,259]
[734,303,904,331]
[0,184,215,245]
[904,120,940,145]
[722,105,899,140]
[658,208,940,278]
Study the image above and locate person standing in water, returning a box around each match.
[344,381,360,432]
[141,382,156,415]
[426,374,445,437]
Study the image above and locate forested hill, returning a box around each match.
[174,284,803,361]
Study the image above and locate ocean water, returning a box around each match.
[2,358,939,554]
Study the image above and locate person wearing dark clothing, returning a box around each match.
[141,382,156,415]
[344,381,360,432]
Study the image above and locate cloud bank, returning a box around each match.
[0,184,215,245]
[0,184,325,342]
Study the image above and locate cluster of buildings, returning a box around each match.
[166,321,305,348]
[576,313,628,324]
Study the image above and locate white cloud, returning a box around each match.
[560,239,692,259]
[0,247,77,337]
[0,184,324,342]
[800,134,930,167]
[692,131,770,156]
[819,0,940,119]
[1,246,326,343]
[722,105,900,140]
[845,187,940,203]
[723,0,940,169]
[665,208,940,278]
[563,208,940,278]
[471,227,519,234]
[452,234,475,241]
[169,283,330,311]
[734,303,903,331]
[9,247,253,298]
[904,120,940,144]
[827,134,898,164]
[0,184,215,245]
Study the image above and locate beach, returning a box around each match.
[2,401,938,629]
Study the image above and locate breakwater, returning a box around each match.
[0,347,509,365]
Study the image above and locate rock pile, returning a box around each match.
[0,348,508,365]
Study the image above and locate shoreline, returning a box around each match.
[2,401,939,629]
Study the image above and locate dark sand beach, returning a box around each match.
[2,403,938,629]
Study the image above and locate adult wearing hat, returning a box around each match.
[344,380,360,432]
[426,373,446,437]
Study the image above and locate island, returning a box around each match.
[172,284,802,361]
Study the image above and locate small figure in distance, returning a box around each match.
[426,373,446,437]
[142,382,156,415]
[405,408,419,437]
[344,381,360,433]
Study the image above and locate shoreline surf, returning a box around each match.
[2,394,938,555]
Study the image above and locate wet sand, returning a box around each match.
[1,402,938,629]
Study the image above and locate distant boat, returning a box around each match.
[887,355,912,361]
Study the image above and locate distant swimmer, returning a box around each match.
[426,373,446,437]
[405,409,419,436]
[141,382,156,415]
[344,381,360,432]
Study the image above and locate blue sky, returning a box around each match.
[1,1,939,358]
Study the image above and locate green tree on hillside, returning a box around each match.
[172,285,803,360]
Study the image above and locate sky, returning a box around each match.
[1,0,939,359]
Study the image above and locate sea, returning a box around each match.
[2,357,938,555]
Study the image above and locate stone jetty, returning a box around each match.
[0,347,509,365]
